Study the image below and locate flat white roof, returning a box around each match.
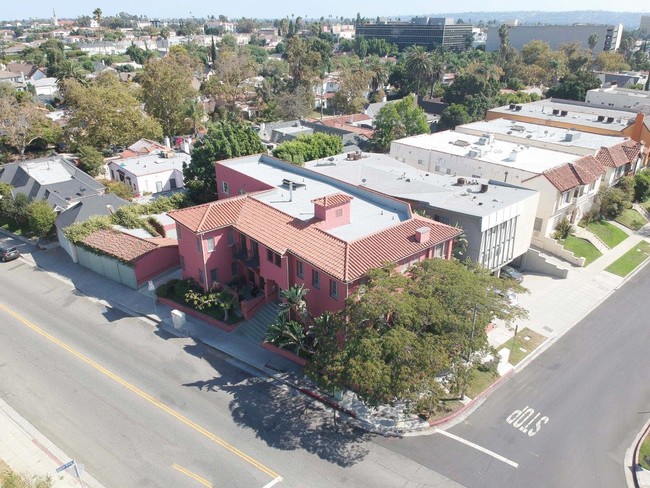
[588,87,650,99]
[393,131,582,175]
[489,99,639,131]
[23,159,73,184]
[458,118,628,150]
[305,153,537,218]
[221,155,410,242]
[109,152,190,176]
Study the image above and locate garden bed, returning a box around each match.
[157,297,238,332]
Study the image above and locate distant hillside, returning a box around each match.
[395,11,647,29]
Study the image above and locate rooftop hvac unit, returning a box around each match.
[509,103,517,110]
[560,110,568,117]
[480,184,489,193]
[565,131,581,142]
[606,117,615,123]
[468,149,481,158]
[515,105,523,111]
[597,115,605,122]
[457,177,466,185]
[552,109,560,115]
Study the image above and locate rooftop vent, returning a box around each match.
[453,139,471,147]
[457,177,466,185]
[480,184,489,193]
[511,125,525,132]
[281,178,306,189]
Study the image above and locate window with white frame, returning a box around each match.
[207,236,215,252]
[222,181,229,194]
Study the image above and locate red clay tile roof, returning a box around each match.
[596,140,642,168]
[82,229,177,263]
[169,196,460,282]
[543,155,605,193]
[311,193,354,208]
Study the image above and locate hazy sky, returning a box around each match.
[6,1,648,21]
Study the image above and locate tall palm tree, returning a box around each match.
[55,59,87,84]
[366,55,387,92]
[404,45,434,95]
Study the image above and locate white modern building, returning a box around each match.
[457,118,645,187]
[390,131,606,260]
[585,86,650,113]
[305,152,539,271]
[107,150,190,197]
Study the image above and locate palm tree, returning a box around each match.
[278,284,309,323]
[404,45,434,95]
[588,33,599,54]
[55,60,87,84]
[265,314,309,355]
[366,55,387,92]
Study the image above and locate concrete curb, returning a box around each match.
[0,398,105,488]
[628,417,650,488]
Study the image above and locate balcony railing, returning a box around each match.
[232,244,259,268]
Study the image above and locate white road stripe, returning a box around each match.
[435,429,519,468]
[262,476,283,488]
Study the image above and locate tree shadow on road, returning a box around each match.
[181,343,371,467]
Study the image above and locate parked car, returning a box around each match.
[500,265,523,283]
[497,289,518,306]
[0,246,20,262]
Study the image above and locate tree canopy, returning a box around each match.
[306,259,526,415]
[139,52,198,138]
[63,72,162,150]
[272,133,344,165]
[372,94,429,152]
[183,122,264,203]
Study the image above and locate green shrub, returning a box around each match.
[634,170,650,202]
[64,215,112,243]
[553,217,574,240]
[27,200,56,237]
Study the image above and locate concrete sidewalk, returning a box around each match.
[0,398,104,488]
[487,228,650,351]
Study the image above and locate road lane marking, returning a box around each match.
[506,405,549,437]
[262,476,284,488]
[0,302,281,481]
[435,429,519,468]
[173,463,212,487]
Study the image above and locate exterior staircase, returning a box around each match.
[232,302,280,343]
[573,225,610,253]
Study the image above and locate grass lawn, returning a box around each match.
[605,241,650,277]
[616,209,648,231]
[499,328,547,366]
[586,220,629,248]
[561,235,602,265]
[0,216,35,239]
[465,367,499,399]
[640,433,650,470]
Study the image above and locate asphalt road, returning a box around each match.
[375,260,650,488]
[0,249,463,488]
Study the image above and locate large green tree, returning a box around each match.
[183,122,264,203]
[272,133,343,165]
[372,94,429,152]
[546,71,601,101]
[307,259,526,416]
[0,93,61,159]
[63,72,162,150]
[404,45,435,95]
[139,52,198,138]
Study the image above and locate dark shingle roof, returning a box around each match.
[55,193,130,229]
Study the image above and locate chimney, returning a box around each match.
[164,136,171,148]
[631,113,645,142]
[415,226,430,243]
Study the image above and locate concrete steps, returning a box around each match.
[232,302,280,343]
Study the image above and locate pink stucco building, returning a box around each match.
[169,154,460,318]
